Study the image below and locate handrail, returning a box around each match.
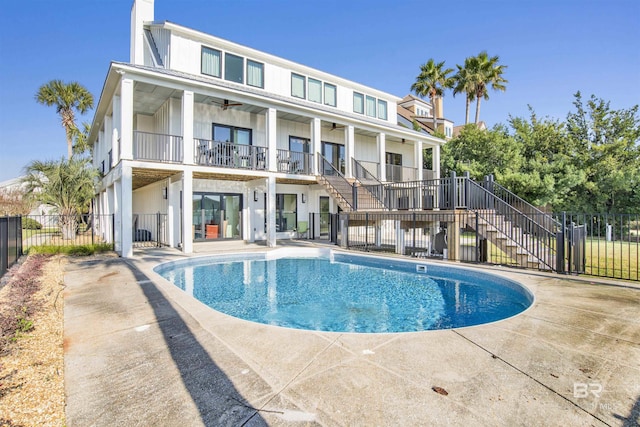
[319,155,354,209]
[490,179,561,228]
[352,159,381,185]
[468,180,556,269]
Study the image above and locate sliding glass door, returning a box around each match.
[192,192,242,240]
[322,141,345,174]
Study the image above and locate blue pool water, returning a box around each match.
[155,251,533,333]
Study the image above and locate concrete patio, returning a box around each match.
[64,243,640,426]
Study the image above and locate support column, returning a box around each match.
[182,170,193,254]
[167,182,174,247]
[415,140,424,181]
[121,164,133,258]
[119,78,134,160]
[266,176,277,247]
[266,108,277,172]
[433,144,441,179]
[377,133,386,181]
[113,180,121,253]
[345,125,355,178]
[311,118,321,175]
[182,90,194,165]
[111,99,120,164]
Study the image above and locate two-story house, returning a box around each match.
[89,0,445,257]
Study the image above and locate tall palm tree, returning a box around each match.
[35,80,94,159]
[453,56,479,125]
[473,52,508,124]
[22,158,97,239]
[411,59,454,134]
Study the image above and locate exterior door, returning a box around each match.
[322,142,345,174]
[319,196,330,237]
[192,192,242,240]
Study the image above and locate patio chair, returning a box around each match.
[296,221,309,239]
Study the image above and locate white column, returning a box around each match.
[433,144,441,179]
[377,133,386,181]
[266,176,276,247]
[415,140,424,181]
[167,182,174,247]
[113,181,121,253]
[106,185,115,244]
[121,164,133,258]
[182,169,193,253]
[120,78,134,160]
[182,90,194,165]
[111,99,120,164]
[266,108,277,172]
[345,125,355,178]
[311,118,321,175]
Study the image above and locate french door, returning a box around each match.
[192,192,242,240]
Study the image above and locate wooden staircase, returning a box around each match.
[467,209,555,269]
[317,175,386,212]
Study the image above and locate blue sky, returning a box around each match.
[0,0,638,182]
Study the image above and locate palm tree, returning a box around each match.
[35,80,94,159]
[22,158,97,239]
[72,122,93,157]
[472,52,508,124]
[411,59,454,134]
[453,56,479,125]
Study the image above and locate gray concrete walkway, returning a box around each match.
[64,246,640,426]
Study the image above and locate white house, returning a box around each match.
[88,0,445,257]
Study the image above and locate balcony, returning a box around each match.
[195,139,268,170]
[276,149,313,174]
[386,164,417,183]
[133,131,183,163]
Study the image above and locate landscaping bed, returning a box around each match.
[0,255,66,426]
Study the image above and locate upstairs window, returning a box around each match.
[353,92,364,114]
[291,73,306,99]
[378,99,388,120]
[225,53,244,84]
[308,78,322,103]
[324,83,336,107]
[366,95,376,117]
[201,47,221,78]
[247,60,264,88]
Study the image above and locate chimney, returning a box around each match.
[130,0,154,65]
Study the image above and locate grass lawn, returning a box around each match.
[584,239,639,281]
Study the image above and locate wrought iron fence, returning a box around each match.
[554,212,639,281]
[21,214,114,251]
[133,213,169,248]
[0,216,22,278]
[337,211,639,282]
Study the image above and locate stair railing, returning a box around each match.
[468,179,557,270]
[318,155,355,210]
[352,159,387,209]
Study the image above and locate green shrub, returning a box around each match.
[26,243,114,256]
[22,217,42,230]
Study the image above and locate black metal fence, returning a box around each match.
[21,214,115,251]
[0,216,22,278]
[133,213,169,248]
[338,211,639,282]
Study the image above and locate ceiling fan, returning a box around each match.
[329,123,345,131]
[211,99,243,110]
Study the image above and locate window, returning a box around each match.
[378,99,388,120]
[225,53,244,83]
[289,136,310,153]
[366,95,376,117]
[353,92,364,114]
[291,73,305,99]
[308,78,322,103]
[212,124,252,145]
[247,60,264,88]
[276,194,297,232]
[201,47,221,77]
[324,83,336,107]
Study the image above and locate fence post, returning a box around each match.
[450,171,457,209]
[352,185,358,211]
[157,212,161,247]
[463,171,470,208]
[91,211,95,246]
[556,212,566,274]
[365,212,369,251]
[475,211,479,262]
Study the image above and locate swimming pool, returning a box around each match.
[154,249,533,333]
